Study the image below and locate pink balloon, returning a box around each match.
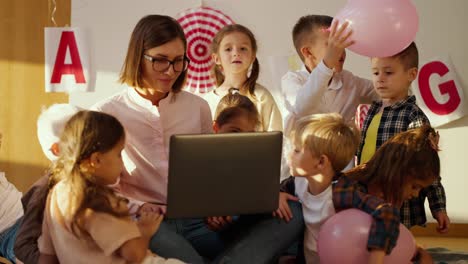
[317,209,416,264]
[334,0,419,57]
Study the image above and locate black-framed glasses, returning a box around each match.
[143,54,190,72]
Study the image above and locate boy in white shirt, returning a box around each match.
[280,15,378,180]
[277,113,360,263]
[282,15,378,132]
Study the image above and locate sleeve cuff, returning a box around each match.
[316,60,334,75]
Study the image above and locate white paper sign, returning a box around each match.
[412,57,466,127]
[44,27,91,93]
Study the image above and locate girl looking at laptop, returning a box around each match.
[207,89,305,263]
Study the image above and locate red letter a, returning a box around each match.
[50,31,86,84]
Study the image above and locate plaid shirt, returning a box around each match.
[333,176,400,254]
[357,95,446,227]
[280,175,398,254]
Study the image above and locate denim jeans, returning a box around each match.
[0,217,23,264]
[149,201,304,264]
[149,218,225,264]
[214,201,305,264]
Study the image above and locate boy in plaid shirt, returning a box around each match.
[358,42,449,231]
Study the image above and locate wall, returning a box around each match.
[70,0,468,223]
[0,0,69,191]
[1,0,465,223]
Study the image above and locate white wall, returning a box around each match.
[71,0,468,222]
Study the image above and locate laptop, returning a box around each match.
[166,131,283,219]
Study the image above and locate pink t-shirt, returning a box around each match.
[38,181,142,264]
[92,88,212,204]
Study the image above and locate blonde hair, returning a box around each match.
[50,111,128,242]
[293,113,360,172]
[211,24,259,97]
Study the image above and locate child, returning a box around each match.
[37,110,182,264]
[282,15,377,131]
[277,113,360,263]
[14,104,81,264]
[212,88,260,133]
[335,125,439,264]
[204,24,283,132]
[0,133,24,264]
[358,42,449,232]
[280,15,378,180]
[204,91,304,263]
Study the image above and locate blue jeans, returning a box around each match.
[149,201,304,264]
[0,217,22,264]
[214,201,304,264]
[149,218,225,264]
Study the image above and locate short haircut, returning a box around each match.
[37,104,81,161]
[293,113,360,172]
[292,15,333,61]
[119,15,187,93]
[390,42,419,69]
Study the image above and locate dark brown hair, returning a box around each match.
[346,125,440,206]
[292,15,333,61]
[50,111,128,242]
[211,24,259,97]
[390,41,419,70]
[119,15,187,93]
[215,88,260,129]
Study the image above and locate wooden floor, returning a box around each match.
[416,236,468,252]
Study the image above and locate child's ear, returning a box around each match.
[212,53,221,65]
[51,142,60,156]
[89,152,101,168]
[300,46,314,61]
[407,67,418,81]
[317,154,330,170]
[213,122,220,133]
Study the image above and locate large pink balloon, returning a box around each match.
[317,209,416,264]
[334,0,419,57]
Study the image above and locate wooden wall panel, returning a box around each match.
[0,0,70,191]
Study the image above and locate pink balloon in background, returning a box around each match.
[317,209,416,264]
[333,0,419,57]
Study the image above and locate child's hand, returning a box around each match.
[323,20,354,71]
[434,211,450,234]
[137,211,164,237]
[138,203,166,215]
[273,192,299,222]
[205,216,233,231]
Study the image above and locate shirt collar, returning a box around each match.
[328,72,343,90]
[127,87,174,109]
[374,95,416,110]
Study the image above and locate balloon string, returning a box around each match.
[49,0,57,27]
